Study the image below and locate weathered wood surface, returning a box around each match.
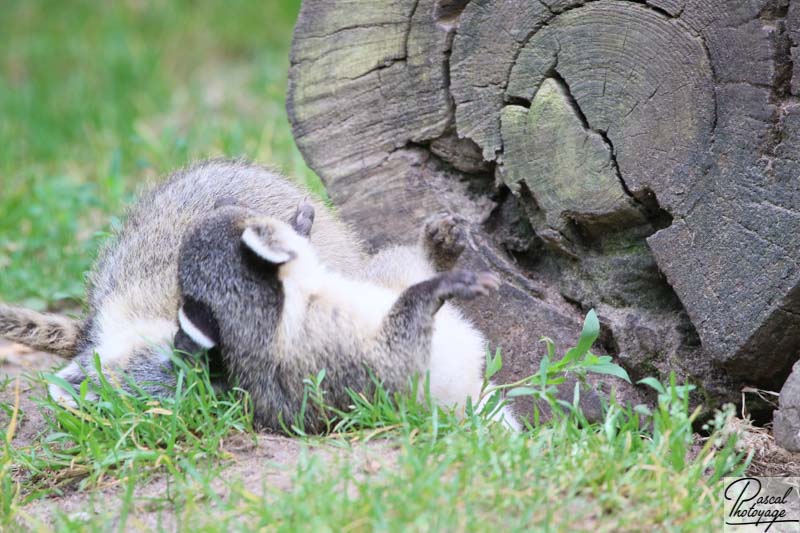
[288,0,800,411]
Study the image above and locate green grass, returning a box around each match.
[23,357,251,498]
[0,0,318,309]
[225,402,738,531]
[1,313,748,531]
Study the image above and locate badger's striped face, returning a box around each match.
[177,297,219,351]
[174,200,320,369]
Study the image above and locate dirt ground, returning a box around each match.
[0,340,397,530]
[0,340,62,448]
[15,434,397,530]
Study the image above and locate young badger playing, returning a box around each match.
[0,160,366,403]
[176,202,520,431]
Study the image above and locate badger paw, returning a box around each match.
[48,361,98,407]
[423,213,469,271]
[433,269,500,301]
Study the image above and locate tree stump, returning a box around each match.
[288,0,800,412]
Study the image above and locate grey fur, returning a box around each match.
[176,205,499,432]
[0,159,366,402]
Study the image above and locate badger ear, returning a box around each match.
[241,225,296,265]
[177,298,220,351]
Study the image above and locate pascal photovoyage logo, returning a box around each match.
[724,477,800,532]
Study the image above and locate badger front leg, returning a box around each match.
[373,270,499,391]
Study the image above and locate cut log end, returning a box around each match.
[288,0,800,415]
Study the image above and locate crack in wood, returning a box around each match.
[518,68,673,231]
[434,0,470,29]
[403,0,421,60]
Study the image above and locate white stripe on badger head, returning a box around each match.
[178,307,217,349]
[241,227,292,264]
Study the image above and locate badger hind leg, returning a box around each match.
[428,270,499,301]
[0,303,81,357]
[386,270,499,333]
[421,213,469,272]
[48,361,94,407]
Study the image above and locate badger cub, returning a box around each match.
[0,160,366,404]
[176,203,519,432]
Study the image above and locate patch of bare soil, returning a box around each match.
[0,340,398,530]
[17,434,398,530]
[0,340,62,449]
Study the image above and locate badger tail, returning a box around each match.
[0,303,81,357]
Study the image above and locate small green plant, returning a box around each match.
[477,309,630,425]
